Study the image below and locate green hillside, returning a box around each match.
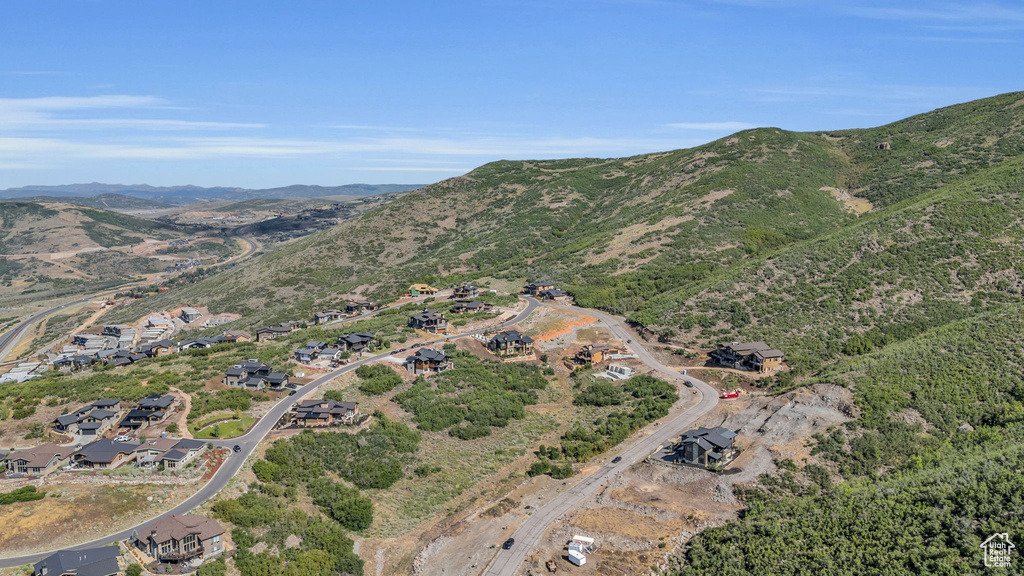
[112,92,1024,330]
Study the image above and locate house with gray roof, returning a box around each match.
[673,426,739,469]
[72,439,139,469]
[487,330,534,358]
[32,546,120,576]
[406,348,453,374]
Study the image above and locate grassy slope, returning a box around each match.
[113,92,1024,331]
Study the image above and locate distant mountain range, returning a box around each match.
[0,183,424,206]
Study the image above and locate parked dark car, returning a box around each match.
[684,381,694,388]
[502,538,515,550]
[233,445,242,453]
[611,456,622,464]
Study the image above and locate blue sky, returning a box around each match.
[0,0,1021,189]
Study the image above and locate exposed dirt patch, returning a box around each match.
[820,186,873,214]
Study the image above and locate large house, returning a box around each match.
[292,399,359,427]
[137,339,172,358]
[120,409,166,430]
[573,344,622,365]
[487,331,534,358]
[346,301,378,315]
[524,282,555,296]
[451,284,479,299]
[53,399,122,435]
[3,443,73,476]
[408,309,448,334]
[337,333,375,353]
[708,342,784,373]
[131,514,226,565]
[223,360,288,390]
[72,439,139,469]
[314,309,344,324]
[409,283,438,296]
[221,330,252,343]
[452,300,494,314]
[538,288,570,301]
[32,546,120,576]
[254,322,299,342]
[133,438,208,469]
[406,348,452,374]
[673,427,738,469]
[138,394,176,412]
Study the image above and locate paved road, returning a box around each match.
[0,297,97,363]
[483,304,720,576]
[0,297,540,567]
[0,227,259,366]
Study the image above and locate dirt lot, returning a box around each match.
[0,483,190,556]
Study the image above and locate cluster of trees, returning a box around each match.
[259,413,421,489]
[534,375,677,477]
[392,350,548,439]
[354,364,403,395]
[0,486,45,506]
[212,493,363,576]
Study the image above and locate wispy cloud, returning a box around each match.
[0,95,262,131]
[666,121,755,130]
[845,1,1024,32]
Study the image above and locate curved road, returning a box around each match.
[0,297,540,567]
[0,227,259,365]
[483,305,720,576]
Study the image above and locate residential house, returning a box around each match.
[408,309,448,334]
[487,331,534,358]
[134,438,208,469]
[406,348,453,374]
[53,400,122,435]
[179,307,202,323]
[292,399,359,427]
[294,348,318,363]
[451,284,479,299]
[53,355,94,372]
[138,339,172,357]
[345,300,378,315]
[314,309,344,324]
[708,342,784,373]
[573,344,622,365]
[75,409,118,437]
[451,300,494,314]
[538,288,570,301]
[223,359,271,386]
[3,443,73,476]
[72,439,138,469]
[119,409,165,430]
[319,347,343,363]
[221,330,252,343]
[265,372,290,389]
[32,546,120,576]
[254,323,299,342]
[337,333,375,353]
[524,282,555,296]
[409,283,438,296]
[138,394,176,412]
[132,514,226,564]
[673,427,738,469]
[178,337,222,350]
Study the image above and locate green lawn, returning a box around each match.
[190,415,255,439]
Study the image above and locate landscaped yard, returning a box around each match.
[190,414,256,438]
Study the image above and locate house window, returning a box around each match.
[211,535,221,543]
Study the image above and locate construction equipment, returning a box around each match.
[721,389,743,399]
[546,559,557,572]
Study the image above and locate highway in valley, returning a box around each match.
[0,296,540,568]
